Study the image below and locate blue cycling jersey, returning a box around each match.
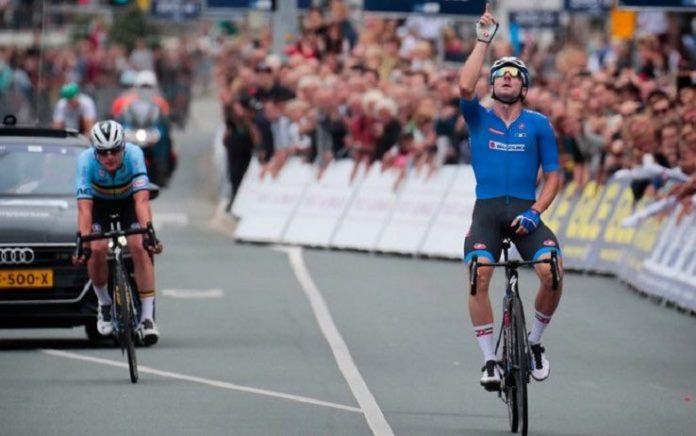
[460,97,559,200]
[75,143,149,200]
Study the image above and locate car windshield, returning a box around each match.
[0,143,81,196]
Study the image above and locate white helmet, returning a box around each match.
[489,56,530,87]
[135,70,158,88]
[90,120,124,150]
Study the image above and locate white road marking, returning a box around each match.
[153,212,189,231]
[274,246,395,436]
[162,288,224,299]
[40,349,362,413]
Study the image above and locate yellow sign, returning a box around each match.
[545,181,576,233]
[564,182,605,241]
[603,186,635,245]
[0,269,53,289]
[611,9,637,39]
[136,0,151,11]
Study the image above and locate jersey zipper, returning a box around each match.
[110,171,117,201]
[505,123,510,205]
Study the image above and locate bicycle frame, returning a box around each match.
[107,225,140,336]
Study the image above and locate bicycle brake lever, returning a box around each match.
[74,232,82,259]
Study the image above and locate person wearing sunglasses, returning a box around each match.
[73,120,163,345]
[457,3,563,391]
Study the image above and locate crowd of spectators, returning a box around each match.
[0,17,212,127]
[215,2,696,211]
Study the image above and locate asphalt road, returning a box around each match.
[1,97,695,436]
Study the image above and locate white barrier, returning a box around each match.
[376,167,457,256]
[229,159,696,311]
[234,159,313,242]
[330,166,401,251]
[282,160,356,247]
[418,165,477,259]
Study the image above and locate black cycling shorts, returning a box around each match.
[463,197,561,263]
[91,197,140,233]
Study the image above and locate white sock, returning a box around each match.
[140,297,154,323]
[528,311,552,345]
[474,323,496,363]
[93,283,112,306]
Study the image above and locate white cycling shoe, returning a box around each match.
[480,360,502,391]
[136,319,160,346]
[96,304,114,336]
[530,343,550,381]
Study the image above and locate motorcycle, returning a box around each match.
[121,98,177,187]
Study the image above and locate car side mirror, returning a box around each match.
[148,183,160,201]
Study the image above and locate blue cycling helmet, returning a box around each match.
[489,57,530,87]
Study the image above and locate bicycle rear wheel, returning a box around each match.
[511,297,529,436]
[116,264,138,383]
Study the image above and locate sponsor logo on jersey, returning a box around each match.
[514,132,527,138]
[133,178,147,188]
[488,127,505,135]
[488,140,526,151]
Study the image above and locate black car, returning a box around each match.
[0,117,101,339]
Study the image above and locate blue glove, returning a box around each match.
[514,208,541,234]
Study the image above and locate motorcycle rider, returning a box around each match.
[113,70,170,119]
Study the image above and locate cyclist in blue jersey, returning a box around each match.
[459,4,564,391]
[73,120,163,345]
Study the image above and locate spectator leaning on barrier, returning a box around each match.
[262,93,294,179]
[313,82,349,179]
[223,97,260,212]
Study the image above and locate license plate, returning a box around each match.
[0,269,53,289]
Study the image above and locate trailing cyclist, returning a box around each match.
[73,120,164,345]
[52,82,96,135]
[458,4,564,391]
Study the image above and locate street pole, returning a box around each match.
[272,0,299,55]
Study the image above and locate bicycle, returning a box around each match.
[470,239,559,436]
[75,216,157,384]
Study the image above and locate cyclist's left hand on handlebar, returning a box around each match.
[143,236,163,254]
[511,208,541,235]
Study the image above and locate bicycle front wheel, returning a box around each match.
[116,264,138,383]
[511,297,529,435]
[502,300,518,433]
